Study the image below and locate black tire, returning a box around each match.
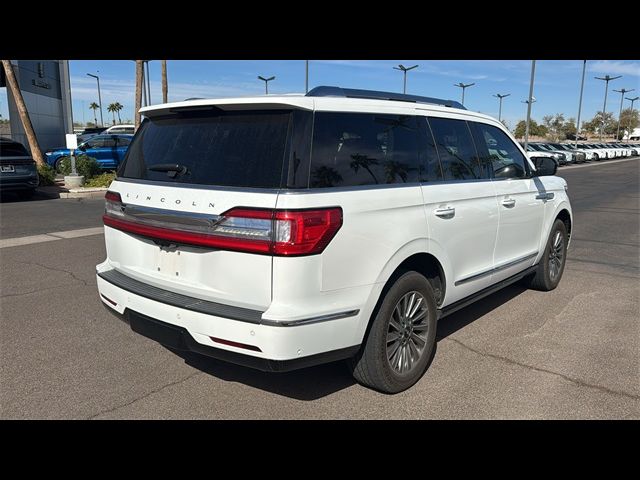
[348,271,437,394]
[527,219,568,291]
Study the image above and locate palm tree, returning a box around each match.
[350,154,379,184]
[311,166,342,188]
[135,61,143,130]
[114,102,123,124]
[107,103,117,125]
[1,60,45,166]
[89,102,100,126]
[161,60,168,103]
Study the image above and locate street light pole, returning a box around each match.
[145,61,152,105]
[575,60,586,148]
[393,64,418,94]
[454,82,475,106]
[625,96,639,142]
[86,73,104,127]
[493,93,510,121]
[613,88,634,141]
[523,60,537,152]
[258,76,275,95]
[595,74,622,141]
[305,60,309,94]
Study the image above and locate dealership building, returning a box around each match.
[1,60,73,151]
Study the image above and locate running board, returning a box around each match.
[437,265,537,320]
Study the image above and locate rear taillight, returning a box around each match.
[103,191,342,256]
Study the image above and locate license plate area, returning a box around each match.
[1,165,15,173]
[156,246,182,279]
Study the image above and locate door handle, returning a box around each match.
[434,207,455,218]
[501,199,516,208]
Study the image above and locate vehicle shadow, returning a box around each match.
[168,282,529,401]
[0,190,59,203]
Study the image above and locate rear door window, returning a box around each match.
[428,117,484,181]
[119,110,291,188]
[309,112,423,188]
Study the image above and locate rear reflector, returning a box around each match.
[210,336,262,352]
[100,293,118,306]
[103,191,342,256]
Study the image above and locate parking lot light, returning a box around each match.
[626,96,639,142]
[393,64,418,94]
[454,82,475,106]
[493,93,510,121]
[523,60,537,152]
[258,76,275,95]
[575,60,586,148]
[613,88,635,141]
[86,73,103,127]
[595,75,622,141]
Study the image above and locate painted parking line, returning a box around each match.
[559,156,639,170]
[0,227,104,249]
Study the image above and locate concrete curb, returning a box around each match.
[36,186,108,199]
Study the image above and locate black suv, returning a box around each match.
[0,138,39,198]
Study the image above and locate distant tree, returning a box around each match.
[561,118,577,138]
[501,119,511,131]
[73,121,84,127]
[515,119,547,139]
[89,102,100,126]
[542,113,566,141]
[583,111,616,135]
[114,102,123,124]
[619,108,639,139]
[107,103,117,125]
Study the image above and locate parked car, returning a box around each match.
[96,86,572,393]
[565,133,587,141]
[45,134,133,171]
[556,143,594,161]
[0,138,39,198]
[76,126,109,144]
[577,143,609,160]
[548,143,587,163]
[527,143,571,164]
[104,124,135,135]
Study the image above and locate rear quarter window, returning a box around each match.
[309,112,423,188]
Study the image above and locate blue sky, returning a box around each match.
[2,60,639,130]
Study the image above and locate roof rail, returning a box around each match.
[306,86,466,110]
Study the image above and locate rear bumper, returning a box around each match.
[104,305,358,372]
[0,175,39,191]
[96,269,363,370]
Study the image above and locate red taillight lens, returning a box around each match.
[272,208,343,256]
[103,195,342,257]
[105,191,122,203]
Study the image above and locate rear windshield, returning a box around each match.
[1,142,30,157]
[119,110,291,188]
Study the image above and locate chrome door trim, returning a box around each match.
[455,251,539,286]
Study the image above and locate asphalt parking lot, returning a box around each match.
[1,158,638,419]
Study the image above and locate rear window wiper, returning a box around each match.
[148,163,189,178]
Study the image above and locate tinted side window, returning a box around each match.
[284,110,313,188]
[117,136,131,146]
[84,137,103,148]
[102,136,117,148]
[417,116,443,182]
[429,117,483,181]
[310,112,422,188]
[473,123,528,179]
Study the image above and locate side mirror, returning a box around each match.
[531,157,557,176]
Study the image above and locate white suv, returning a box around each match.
[96,86,572,393]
